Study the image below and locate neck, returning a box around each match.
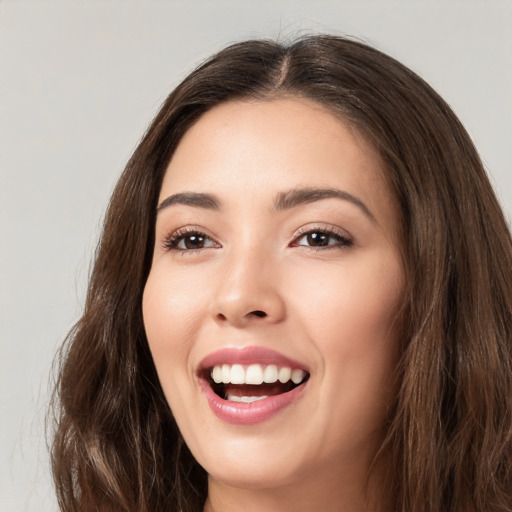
[203,452,390,512]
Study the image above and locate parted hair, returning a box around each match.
[50,35,512,512]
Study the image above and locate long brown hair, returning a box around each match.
[50,35,512,512]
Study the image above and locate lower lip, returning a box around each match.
[199,379,307,425]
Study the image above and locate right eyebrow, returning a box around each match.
[273,187,376,223]
[157,192,221,212]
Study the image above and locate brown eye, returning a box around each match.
[294,229,353,249]
[305,232,329,246]
[182,234,206,249]
[164,230,219,252]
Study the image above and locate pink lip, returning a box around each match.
[197,346,309,425]
[199,378,308,425]
[198,346,308,371]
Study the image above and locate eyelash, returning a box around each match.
[162,227,220,252]
[162,226,353,253]
[291,226,353,250]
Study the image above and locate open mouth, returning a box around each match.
[204,363,310,403]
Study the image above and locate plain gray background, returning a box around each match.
[1,1,511,511]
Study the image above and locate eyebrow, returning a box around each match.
[273,187,375,222]
[157,192,220,212]
[157,187,375,222]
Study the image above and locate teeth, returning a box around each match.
[210,363,307,386]
[263,364,278,383]
[245,364,264,385]
[291,368,305,384]
[212,366,223,384]
[226,395,269,403]
[278,367,291,383]
[222,364,231,384]
[230,364,245,384]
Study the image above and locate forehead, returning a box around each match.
[160,97,398,232]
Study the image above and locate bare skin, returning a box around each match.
[143,97,404,512]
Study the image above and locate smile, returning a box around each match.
[198,347,310,424]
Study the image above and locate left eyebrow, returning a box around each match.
[273,187,375,222]
[157,192,221,212]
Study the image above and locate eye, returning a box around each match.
[163,228,220,252]
[292,228,353,249]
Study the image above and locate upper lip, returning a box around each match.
[198,346,309,373]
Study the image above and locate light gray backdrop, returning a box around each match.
[1,1,511,511]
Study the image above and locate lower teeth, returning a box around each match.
[226,395,269,403]
[212,377,308,402]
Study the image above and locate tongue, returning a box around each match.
[222,382,292,399]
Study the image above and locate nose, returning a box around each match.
[209,249,286,328]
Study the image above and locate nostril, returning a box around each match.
[251,310,267,318]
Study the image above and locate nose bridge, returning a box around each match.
[210,239,285,326]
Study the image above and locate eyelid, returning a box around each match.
[159,223,353,253]
[290,224,354,248]
[161,225,221,252]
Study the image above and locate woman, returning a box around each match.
[50,36,512,512]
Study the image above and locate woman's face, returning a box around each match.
[143,98,404,494]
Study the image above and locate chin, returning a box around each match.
[204,456,305,491]
[183,425,311,489]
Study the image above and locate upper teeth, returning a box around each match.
[211,364,306,386]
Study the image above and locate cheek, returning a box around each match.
[291,252,403,341]
[141,266,210,406]
[288,253,403,406]
[143,265,207,349]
